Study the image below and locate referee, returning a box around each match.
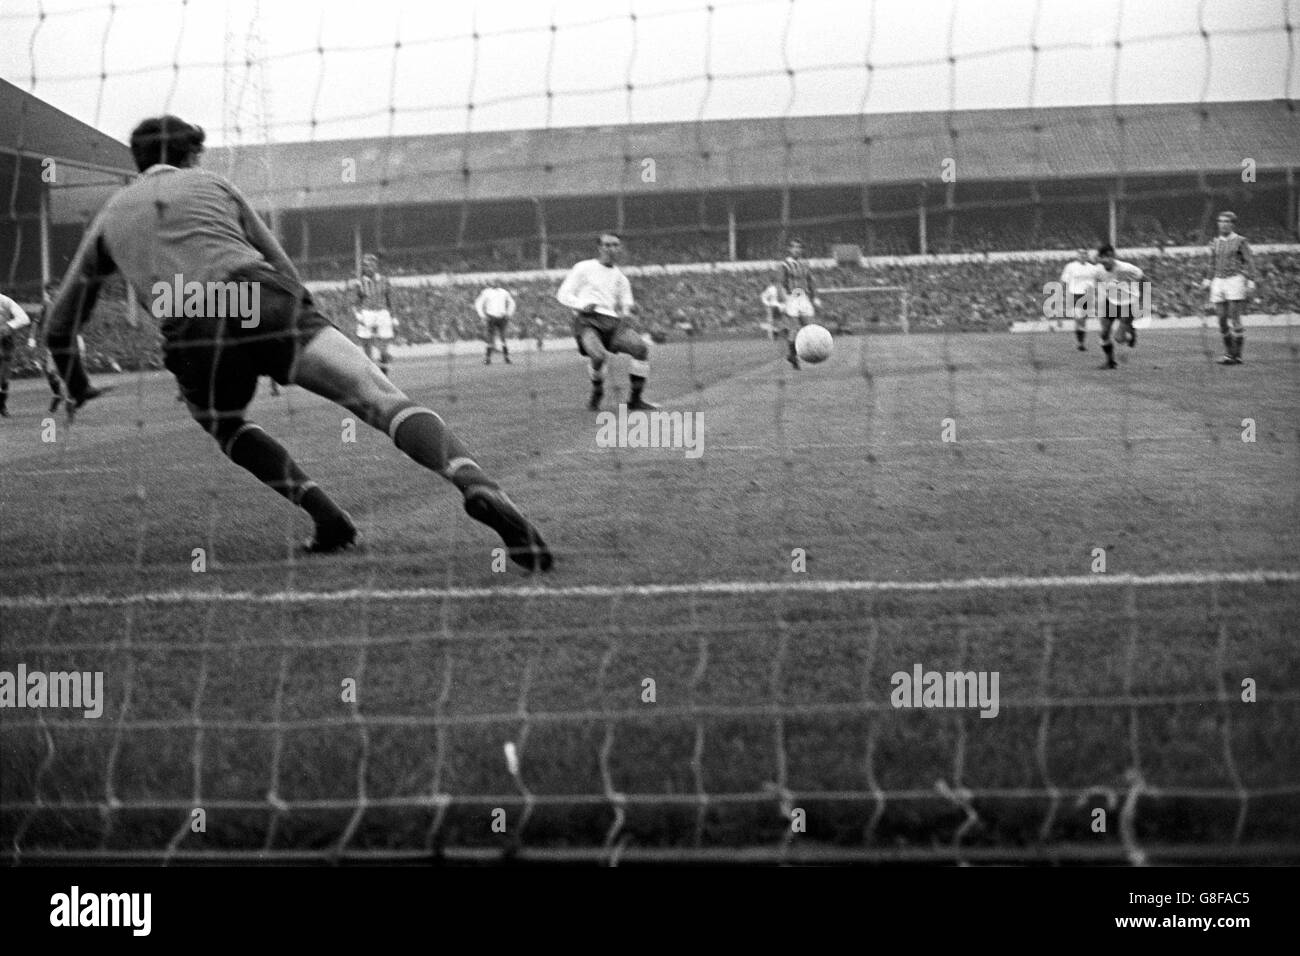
[46,115,550,570]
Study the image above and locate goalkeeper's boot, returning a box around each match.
[587,384,604,411]
[463,486,553,572]
[300,511,358,555]
[626,396,659,412]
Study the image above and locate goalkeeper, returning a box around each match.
[45,115,551,570]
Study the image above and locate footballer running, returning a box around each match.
[556,232,657,412]
[1060,248,1101,351]
[1094,244,1144,370]
[45,115,551,571]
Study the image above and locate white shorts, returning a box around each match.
[356,309,395,340]
[783,291,815,321]
[1209,275,1247,304]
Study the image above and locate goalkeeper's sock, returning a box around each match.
[1102,343,1115,366]
[1233,334,1244,361]
[221,422,347,525]
[388,403,496,494]
[1074,329,1085,345]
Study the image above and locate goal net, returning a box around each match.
[1,0,1297,867]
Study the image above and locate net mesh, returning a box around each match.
[0,0,1298,865]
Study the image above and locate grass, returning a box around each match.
[1,326,1297,863]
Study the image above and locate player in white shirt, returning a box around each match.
[353,253,397,376]
[556,232,657,411]
[1059,249,1102,351]
[0,290,32,417]
[475,285,517,365]
[1094,244,1144,370]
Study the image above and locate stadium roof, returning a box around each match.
[209,100,1298,211]
[0,78,134,176]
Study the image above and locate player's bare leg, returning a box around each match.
[609,326,657,411]
[580,328,608,410]
[291,326,551,570]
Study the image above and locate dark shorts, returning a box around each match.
[572,311,625,357]
[0,331,15,359]
[486,316,509,341]
[162,263,335,415]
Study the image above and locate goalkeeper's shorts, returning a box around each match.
[162,263,335,414]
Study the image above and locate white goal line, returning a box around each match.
[3,570,1295,611]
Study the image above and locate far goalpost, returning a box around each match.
[818,286,910,335]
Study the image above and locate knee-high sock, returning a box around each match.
[388,403,495,493]
[1102,342,1114,364]
[628,357,649,399]
[222,423,345,524]
[588,358,605,384]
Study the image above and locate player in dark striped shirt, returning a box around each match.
[774,239,819,370]
[1200,212,1255,365]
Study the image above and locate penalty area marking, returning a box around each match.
[2,570,1296,610]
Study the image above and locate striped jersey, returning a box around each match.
[779,257,815,297]
[355,273,391,310]
[1208,234,1252,279]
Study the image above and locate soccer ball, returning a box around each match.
[794,324,833,364]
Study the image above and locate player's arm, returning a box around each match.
[474,289,489,319]
[1201,241,1215,288]
[45,215,115,400]
[556,267,589,310]
[224,178,303,285]
[1112,260,1143,281]
[504,292,517,318]
[618,273,636,317]
[2,295,32,334]
[1240,239,1255,284]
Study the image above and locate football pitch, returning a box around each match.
[1,328,1298,863]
